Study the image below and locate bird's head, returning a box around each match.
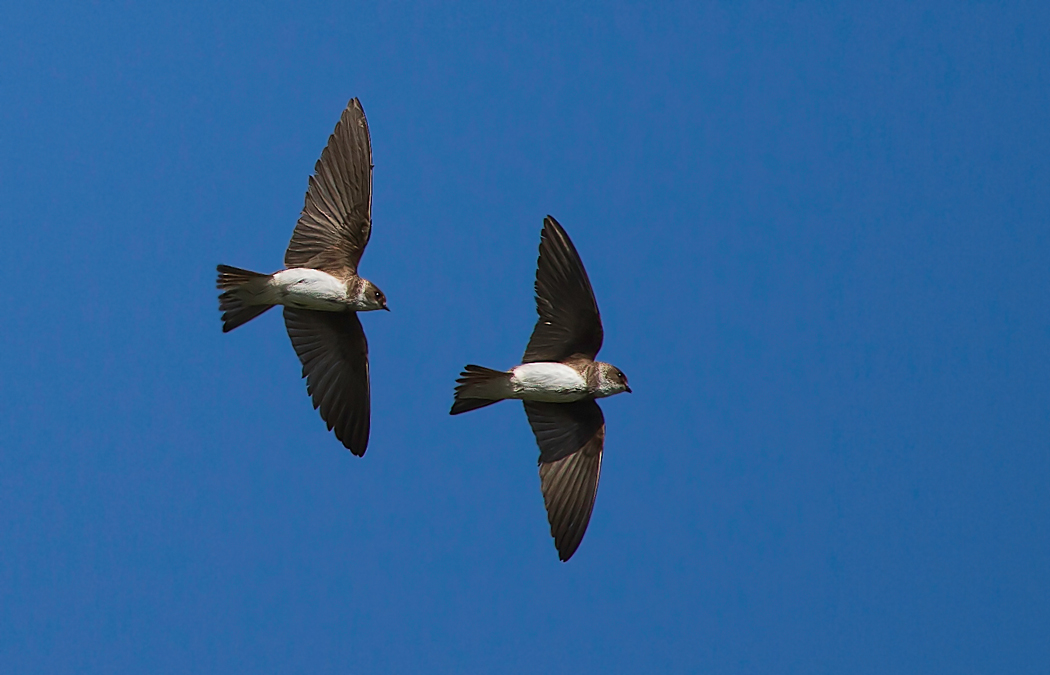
[595,362,631,397]
[358,280,390,311]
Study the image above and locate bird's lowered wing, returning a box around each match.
[523,400,605,561]
[284,307,370,456]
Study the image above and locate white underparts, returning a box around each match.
[509,362,589,402]
[270,268,350,311]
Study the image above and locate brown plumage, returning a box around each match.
[451,216,631,561]
[216,98,386,457]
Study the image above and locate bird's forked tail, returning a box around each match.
[450,365,512,415]
[216,264,274,332]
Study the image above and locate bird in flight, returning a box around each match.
[450,216,631,561]
[216,98,387,457]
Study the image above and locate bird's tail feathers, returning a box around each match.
[450,365,511,415]
[217,264,269,289]
[216,264,274,332]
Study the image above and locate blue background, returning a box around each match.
[3,2,1049,672]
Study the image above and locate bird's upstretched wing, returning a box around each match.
[285,98,373,275]
[522,216,604,363]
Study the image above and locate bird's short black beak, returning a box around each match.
[625,385,632,393]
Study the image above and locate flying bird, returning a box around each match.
[450,216,631,561]
[216,98,387,456]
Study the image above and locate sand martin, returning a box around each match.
[450,216,631,561]
[216,98,386,456]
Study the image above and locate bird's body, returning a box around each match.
[451,216,631,561]
[460,361,629,404]
[510,362,589,401]
[216,98,385,456]
[271,268,354,310]
[222,267,383,313]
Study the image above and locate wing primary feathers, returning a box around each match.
[284,98,374,274]
[524,400,605,561]
[522,216,604,363]
[284,308,371,456]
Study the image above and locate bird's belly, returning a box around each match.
[272,268,349,310]
[510,363,589,402]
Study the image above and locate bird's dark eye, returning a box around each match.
[374,291,382,300]
[617,371,625,380]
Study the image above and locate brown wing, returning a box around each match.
[522,216,604,363]
[523,400,605,561]
[284,98,373,274]
[283,308,370,456]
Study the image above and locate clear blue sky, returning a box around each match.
[3,2,1048,672]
